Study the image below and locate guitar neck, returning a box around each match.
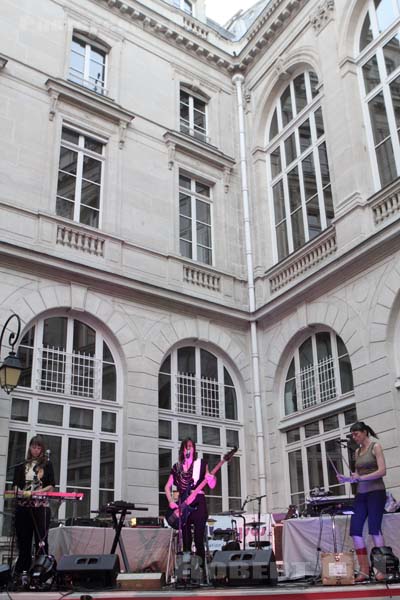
[188,457,226,499]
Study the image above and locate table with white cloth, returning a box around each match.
[282,513,400,579]
[48,526,173,574]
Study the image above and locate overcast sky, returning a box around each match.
[205,0,256,25]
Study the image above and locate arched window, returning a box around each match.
[283,331,356,508]
[4,315,121,533]
[267,71,334,262]
[158,346,242,514]
[358,0,400,188]
[284,331,354,416]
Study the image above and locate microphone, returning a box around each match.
[335,438,350,444]
[45,449,51,462]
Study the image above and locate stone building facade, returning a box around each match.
[0,0,399,527]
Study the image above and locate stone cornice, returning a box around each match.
[163,130,235,190]
[45,78,135,148]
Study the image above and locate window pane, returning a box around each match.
[314,107,325,138]
[384,34,400,75]
[288,167,301,212]
[294,73,307,113]
[375,0,396,33]
[376,138,397,186]
[306,444,323,489]
[100,441,115,489]
[339,354,354,393]
[369,92,391,144]
[288,449,304,504]
[299,119,312,153]
[227,456,241,509]
[309,71,319,98]
[73,321,95,355]
[80,180,100,209]
[286,428,300,443]
[269,108,278,140]
[196,222,211,247]
[202,426,220,445]
[62,127,80,145]
[273,180,286,224]
[203,453,222,513]
[324,185,334,223]
[323,414,339,432]
[41,434,61,489]
[180,216,192,241]
[201,349,217,379]
[59,146,78,176]
[69,407,94,430]
[56,197,74,220]
[276,220,289,261]
[325,439,345,494]
[159,372,171,410]
[291,208,305,250]
[281,84,293,126]
[227,429,239,448]
[224,385,238,420]
[180,239,192,259]
[390,75,400,129]
[305,421,319,438]
[102,362,116,401]
[11,398,29,422]
[82,156,102,183]
[102,411,117,433]
[195,181,210,198]
[178,347,195,375]
[159,448,172,513]
[43,317,67,350]
[38,402,63,426]
[196,199,211,225]
[302,153,317,200]
[362,55,381,94]
[270,146,282,178]
[178,422,197,441]
[306,196,321,239]
[360,12,373,52]
[179,174,191,190]
[85,137,104,155]
[285,132,297,165]
[344,407,357,425]
[316,332,332,361]
[57,171,76,201]
[159,419,172,439]
[284,374,297,415]
[299,337,313,369]
[67,438,92,488]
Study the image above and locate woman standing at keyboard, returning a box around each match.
[12,435,55,575]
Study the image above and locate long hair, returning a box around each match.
[178,437,197,463]
[26,435,46,465]
[350,421,378,439]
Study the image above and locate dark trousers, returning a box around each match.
[350,489,387,537]
[14,505,50,573]
[182,494,207,567]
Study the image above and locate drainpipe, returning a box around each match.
[232,73,267,511]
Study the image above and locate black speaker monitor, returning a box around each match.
[210,548,278,586]
[57,554,120,589]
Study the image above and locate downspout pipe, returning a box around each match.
[232,73,267,511]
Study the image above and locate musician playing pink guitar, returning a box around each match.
[164,438,216,573]
[12,435,55,575]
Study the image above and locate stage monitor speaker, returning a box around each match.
[57,554,120,589]
[210,548,278,586]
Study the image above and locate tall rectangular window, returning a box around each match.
[56,126,104,229]
[180,89,207,141]
[179,173,212,265]
[69,36,107,95]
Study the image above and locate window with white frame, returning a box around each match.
[69,34,108,95]
[267,71,334,262]
[179,173,213,265]
[173,0,193,14]
[158,346,242,514]
[285,406,358,508]
[358,0,400,188]
[56,126,104,229]
[284,331,354,416]
[180,88,208,142]
[3,314,121,534]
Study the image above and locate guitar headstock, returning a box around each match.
[223,446,238,462]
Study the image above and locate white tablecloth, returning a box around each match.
[282,513,400,579]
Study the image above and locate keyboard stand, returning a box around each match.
[109,508,131,573]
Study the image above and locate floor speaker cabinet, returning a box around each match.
[210,548,278,586]
[57,554,120,589]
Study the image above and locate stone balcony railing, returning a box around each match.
[56,224,105,256]
[370,179,400,225]
[268,228,337,293]
[183,264,221,292]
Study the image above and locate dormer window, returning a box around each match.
[69,35,108,95]
[180,88,208,142]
